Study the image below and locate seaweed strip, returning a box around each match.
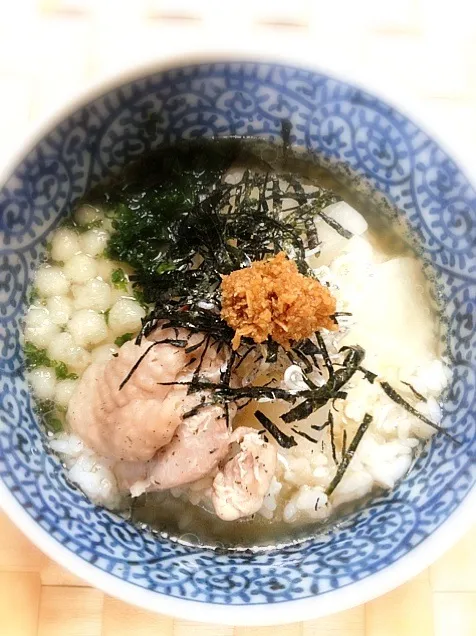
[224,402,231,430]
[379,381,461,445]
[329,411,338,465]
[288,176,307,206]
[316,210,353,239]
[182,400,214,419]
[221,349,237,387]
[189,335,211,394]
[358,366,377,383]
[266,339,279,363]
[281,397,326,424]
[332,391,348,408]
[289,177,319,250]
[401,380,427,402]
[272,177,283,215]
[342,429,347,459]
[281,347,364,423]
[311,420,331,432]
[305,216,319,251]
[360,364,459,444]
[234,346,255,370]
[185,338,207,354]
[158,381,296,402]
[291,347,314,374]
[254,410,297,448]
[316,332,334,380]
[296,338,320,357]
[326,413,372,497]
[237,398,253,411]
[291,427,319,443]
[221,349,237,430]
[259,173,270,214]
[119,339,187,390]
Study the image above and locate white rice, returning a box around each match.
[50,433,122,509]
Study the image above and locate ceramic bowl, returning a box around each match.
[0,60,474,626]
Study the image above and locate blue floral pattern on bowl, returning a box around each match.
[0,62,475,606]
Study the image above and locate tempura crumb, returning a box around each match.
[221,252,337,349]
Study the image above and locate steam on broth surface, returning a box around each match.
[23,139,454,548]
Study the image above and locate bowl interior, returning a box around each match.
[0,61,474,612]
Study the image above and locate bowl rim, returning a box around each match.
[0,53,475,626]
[2,51,476,186]
[1,478,474,625]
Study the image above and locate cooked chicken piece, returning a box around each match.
[67,327,227,462]
[116,420,277,522]
[211,427,277,521]
[115,403,234,495]
[114,459,150,497]
[68,324,277,519]
[147,404,232,490]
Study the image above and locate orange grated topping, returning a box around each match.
[220,252,337,349]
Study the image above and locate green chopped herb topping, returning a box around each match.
[132,288,148,308]
[111,267,129,290]
[45,414,63,433]
[24,342,78,380]
[35,400,64,433]
[59,216,102,233]
[28,287,40,305]
[114,333,134,347]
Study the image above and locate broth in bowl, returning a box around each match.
[23,138,456,548]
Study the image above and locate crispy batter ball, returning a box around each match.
[221,252,337,349]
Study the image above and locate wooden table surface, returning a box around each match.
[0,1,475,634]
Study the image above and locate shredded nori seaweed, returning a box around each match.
[291,427,319,444]
[379,381,461,445]
[316,331,334,380]
[118,339,187,391]
[94,139,342,327]
[315,208,353,239]
[254,410,297,449]
[91,139,458,454]
[326,413,373,497]
[341,429,348,459]
[401,381,427,402]
[328,411,338,465]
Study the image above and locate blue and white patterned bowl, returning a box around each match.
[0,60,475,625]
